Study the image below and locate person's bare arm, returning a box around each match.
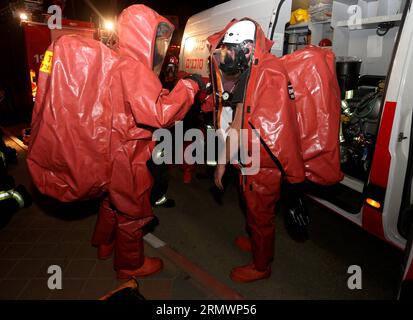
[225,102,243,161]
[214,103,243,190]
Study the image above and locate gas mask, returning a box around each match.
[153,22,174,76]
[219,42,251,75]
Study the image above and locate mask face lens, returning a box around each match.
[153,22,173,75]
[220,45,227,62]
[219,44,238,74]
[220,44,236,64]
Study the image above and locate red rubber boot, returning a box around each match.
[117,257,164,280]
[98,242,114,260]
[183,169,193,184]
[230,264,271,283]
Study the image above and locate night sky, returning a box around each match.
[60,0,227,44]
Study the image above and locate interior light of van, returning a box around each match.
[366,198,381,209]
[185,38,196,52]
[19,12,29,21]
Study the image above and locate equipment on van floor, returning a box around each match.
[339,69,385,181]
[336,57,362,100]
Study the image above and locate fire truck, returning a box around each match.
[0,0,100,126]
[179,0,413,298]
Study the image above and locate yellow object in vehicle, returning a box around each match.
[39,50,53,74]
[290,8,310,25]
[30,69,37,98]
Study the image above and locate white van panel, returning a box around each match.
[382,2,413,249]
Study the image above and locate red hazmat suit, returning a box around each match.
[208,19,305,276]
[27,5,199,274]
[281,47,343,185]
[207,19,342,278]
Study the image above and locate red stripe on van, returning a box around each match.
[362,205,385,241]
[362,101,396,240]
[369,101,397,188]
[406,261,413,281]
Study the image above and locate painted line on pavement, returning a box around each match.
[143,232,166,248]
[144,232,244,300]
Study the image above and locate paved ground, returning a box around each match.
[153,167,403,300]
[0,136,223,300]
[0,130,404,300]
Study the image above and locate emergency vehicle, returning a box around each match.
[179,0,413,298]
[0,1,103,125]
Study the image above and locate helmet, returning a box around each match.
[222,20,256,45]
[319,38,332,47]
[168,55,178,66]
[219,21,255,75]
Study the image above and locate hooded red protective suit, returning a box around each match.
[27,5,199,272]
[281,47,343,185]
[208,19,305,271]
[208,19,342,272]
